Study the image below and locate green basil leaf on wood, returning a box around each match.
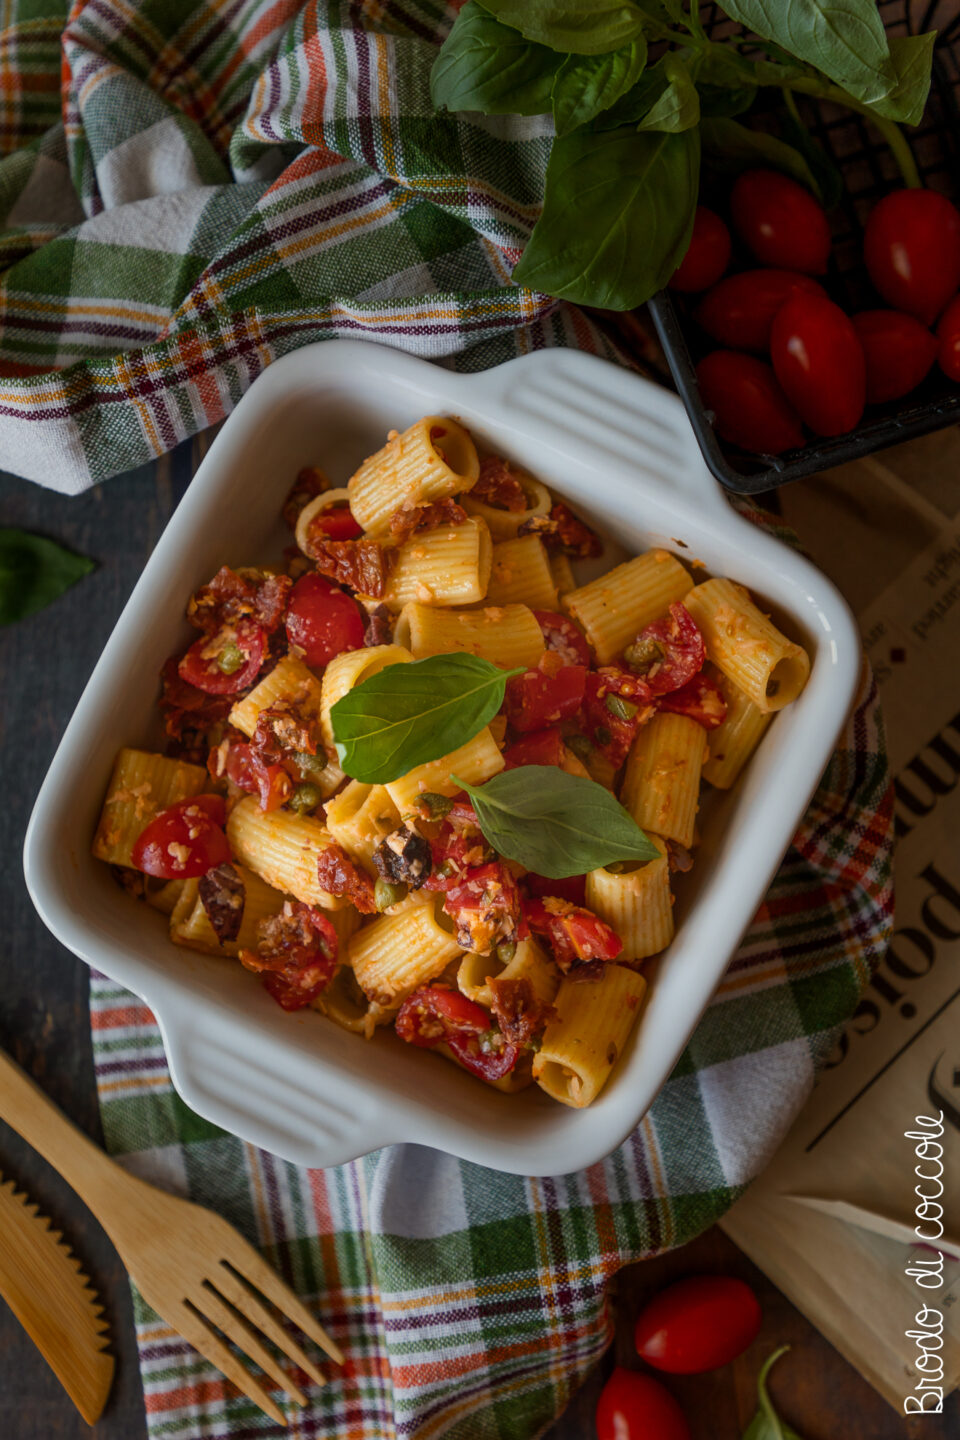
[431,2,560,115]
[477,0,648,57]
[0,528,94,625]
[866,33,936,127]
[512,125,699,309]
[741,1347,805,1440]
[719,0,894,108]
[700,117,822,199]
[453,765,660,878]
[639,54,700,132]
[330,653,523,785]
[551,37,648,135]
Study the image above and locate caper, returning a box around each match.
[217,641,245,675]
[496,939,517,965]
[289,782,323,814]
[436,860,456,879]
[595,725,612,747]
[375,878,408,911]
[417,792,454,819]
[623,636,664,675]
[294,751,327,777]
[605,693,637,721]
[566,734,593,763]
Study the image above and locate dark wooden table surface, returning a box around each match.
[0,449,955,1440]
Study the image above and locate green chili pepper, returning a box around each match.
[217,640,245,675]
[289,782,323,815]
[417,792,454,819]
[375,878,408,911]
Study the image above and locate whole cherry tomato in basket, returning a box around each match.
[864,189,960,325]
[851,310,938,403]
[770,294,866,436]
[634,1275,762,1373]
[936,293,960,381]
[694,269,827,352]
[668,206,731,293]
[730,169,831,275]
[595,1368,690,1440]
[696,351,805,455]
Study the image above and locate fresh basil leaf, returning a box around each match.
[0,528,94,625]
[779,107,843,209]
[589,65,669,129]
[639,54,699,131]
[866,33,935,127]
[698,83,756,119]
[551,38,647,135]
[700,117,822,199]
[741,1347,805,1440]
[330,653,523,785]
[477,0,648,57]
[431,1,560,115]
[512,125,699,308]
[718,0,894,107]
[454,766,660,877]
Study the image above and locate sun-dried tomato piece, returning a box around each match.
[199,863,246,944]
[523,897,622,972]
[364,603,394,647]
[581,668,655,767]
[159,656,234,751]
[519,501,602,558]
[488,975,555,1047]
[623,602,705,697]
[186,565,292,636]
[283,466,329,530]
[308,538,395,598]
[316,843,377,913]
[250,703,323,763]
[388,498,468,544]
[470,456,528,512]
[442,862,526,956]
[239,901,338,1010]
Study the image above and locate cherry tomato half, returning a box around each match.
[694,269,827,352]
[285,572,365,668]
[523,870,587,907]
[864,189,960,325]
[668,206,731,293]
[309,504,364,542]
[634,1274,762,1374]
[696,351,805,455]
[534,610,592,667]
[851,310,938,403]
[596,1368,690,1440]
[936,293,960,382]
[502,727,565,769]
[504,660,586,733]
[131,796,230,879]
[178,618,266,695]
[770,294,866,436]
[730,169,831,275]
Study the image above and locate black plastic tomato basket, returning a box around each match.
[647,0,960,494]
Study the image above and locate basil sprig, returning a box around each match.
[742,1347,804,1440]
[330,653,523,785]
[0,528,94,625]
[453,766,660,878]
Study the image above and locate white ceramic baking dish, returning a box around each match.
[24,342,860,1177]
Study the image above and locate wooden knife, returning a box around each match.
[0,1170,114,1423]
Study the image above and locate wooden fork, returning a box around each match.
[0,1049,343,1426]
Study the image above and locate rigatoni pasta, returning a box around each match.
[563,550,693,664]
[394,600,545,668]
[383,518,492,608]
[702,669,773,789]
[683,578,810,713]
[621,713,707,850]
[484,535,558,610]
[348,416,479,534]
[93,749,208,867]
[585,837,673,961]
[533,964,648,1109]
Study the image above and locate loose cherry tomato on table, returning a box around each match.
[131,796,230,879]
[595,1367,690,1440]
[936,294,960,381]
[770,294,866,436]
[285,572,366,667]
[730,169,831,275]
[177,618,266,695]
[851,310,938,403]
[534,610,592,667]
[668,206,731,293]
[694,269,827,352]
[696,351,805,455]
[864,188,960,325]
[634,1274,762,1373]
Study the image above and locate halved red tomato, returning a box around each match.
[285,572,366,668]
[395,985,518,1081]
[534,610,592,666]
[131,796,230,879]
[503,728,565,769]
[523,871,587,907]
[217,738,292,811]
[504,657,586,733]
[178,618,266,695]
[658,672,726,729]
[307,504,364,542]
[523,897,622,968]
[625,603,705,696]
[581,668,651,766]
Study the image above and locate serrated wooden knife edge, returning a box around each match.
[0,1170,114,1424]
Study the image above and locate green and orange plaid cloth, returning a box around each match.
[4,0,894,1434]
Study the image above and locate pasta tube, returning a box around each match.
[324,781,401,871]
[230,655,324,740]
[621,713,706,850]
[394,601,544,668]
[484,534,558,610]
[349,894,463,1007]
[563,550,693,664]
[320,643,412,749]
[170,864,286,958]
[385,726,504,813]
[295,486,353,558]
[683,578,810,713]
[549,551,577,599]
[383,519,492,609]
[585,837,673,961]
[348,416,480,535]
[533,964,647,1109]
[93,748,207,867]
[226,795,345,908]
[457,935,559,1009]
[702,669,773,789]
[462,471,551,540]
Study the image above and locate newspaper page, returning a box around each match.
[720,434,960,1416]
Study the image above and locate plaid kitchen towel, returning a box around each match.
[88,500,895,1440]
[0,0,655,492]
